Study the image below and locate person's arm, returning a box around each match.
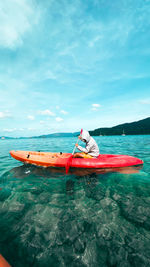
[76,143,90,153]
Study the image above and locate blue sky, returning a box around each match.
[0,0,150,137]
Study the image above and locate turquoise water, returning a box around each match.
[0,136,150,267]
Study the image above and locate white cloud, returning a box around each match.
[27,115,35,120]
[0,111,11,118]
[91,103,101,111]
[139,99,150,105]
[92,104,101,108]
[3,128,16,132]
[59,43,78,56]
[39,109,55,116]
[60,110,68,115]
[44,70,57,80]
[0,0,40,49]
[56,117,63,122]
[28,127,35,131]
[40,120,45,124]
[89,35,102,47]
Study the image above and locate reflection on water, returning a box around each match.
[0,136,150,266]
[10,163,143,178]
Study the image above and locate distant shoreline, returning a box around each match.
[1,117,150,139]
[1,134,150,140]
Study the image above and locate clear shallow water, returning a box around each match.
[0,136,150,267]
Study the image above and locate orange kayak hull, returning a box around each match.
[10,150,143,169]
[0,255,11,267]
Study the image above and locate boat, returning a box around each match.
[10,150,143,171]
[122,129,126,136]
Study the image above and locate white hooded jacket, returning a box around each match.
[77,130,99,157]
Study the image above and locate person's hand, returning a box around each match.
[78,136,81,140]
[75,143,78,147]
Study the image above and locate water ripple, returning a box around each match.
[0,136,150,266]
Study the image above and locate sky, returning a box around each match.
[0,0,150,137]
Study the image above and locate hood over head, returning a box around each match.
[80,129,90,142]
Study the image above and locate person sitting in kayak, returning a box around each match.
[74,129,99,158]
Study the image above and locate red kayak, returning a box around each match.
[0,254,11,267]
[10,150,143,169]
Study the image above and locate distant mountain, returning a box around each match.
[32,132,80,138]
[89,117,150,136]
[1,118,150,139]
[0,132,80,139]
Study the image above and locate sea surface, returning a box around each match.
[0,135,150,267]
